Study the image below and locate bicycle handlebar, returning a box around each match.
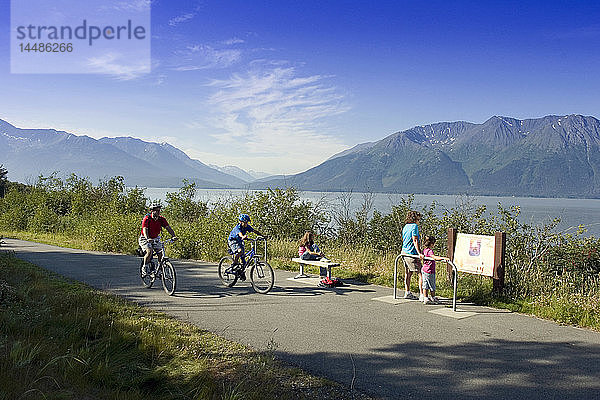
[147,237,176,245]
[243,235,267,241]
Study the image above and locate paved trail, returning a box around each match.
[4,238,600,400]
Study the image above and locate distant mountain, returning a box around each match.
[0,119,246,188]
[251,115,600,198]
[326,141,376,161]
[207,165,250,182]
[208,164,274,182]
[246,169,273,180]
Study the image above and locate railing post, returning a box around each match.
[452,262,458,312]
[393,254,402,299]
[447,228,457,284]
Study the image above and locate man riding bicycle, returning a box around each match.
[228,214,265,280]
[139,202,177,275]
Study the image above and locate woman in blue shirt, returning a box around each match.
[401,210,423,300]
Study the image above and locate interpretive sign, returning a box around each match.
[453,233,496,277]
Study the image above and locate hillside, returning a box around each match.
[0,120,246,188]
[252,114,600,198]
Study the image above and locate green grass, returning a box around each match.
[1,230,97,252]
[0,253,371,400]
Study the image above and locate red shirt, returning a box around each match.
[141,215,169,238]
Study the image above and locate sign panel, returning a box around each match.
[453,233,496,277]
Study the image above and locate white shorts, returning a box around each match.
[139,236,163,254]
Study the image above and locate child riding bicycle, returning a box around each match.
[227,214,265,280]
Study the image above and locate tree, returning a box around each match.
[0,164,8,198]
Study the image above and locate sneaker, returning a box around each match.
[419,293,425,302]
[238,271,246,281]
[403,291,417,300]
[142,263,151,276]
[432,296,441,304]
[320,257,331,262]
[423,297,433,305]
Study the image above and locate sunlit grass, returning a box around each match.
[1,230,95,251]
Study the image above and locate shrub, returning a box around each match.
[29,206,61,233]
[164,180,208,223]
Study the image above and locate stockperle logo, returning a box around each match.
[11,0,151,77]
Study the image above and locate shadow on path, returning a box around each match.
[281,339,600,400]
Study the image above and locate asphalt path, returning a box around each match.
[4,238,600,400]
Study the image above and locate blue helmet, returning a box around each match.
[238,213,251,222]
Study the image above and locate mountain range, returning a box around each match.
[2,115,599,197]
[0,119,252,187]
[252,114,600,198]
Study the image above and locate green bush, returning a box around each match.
[87,213,142,253]
[29,206,61,233]
[164,180,208,223]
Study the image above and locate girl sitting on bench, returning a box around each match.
[298,231,329,262]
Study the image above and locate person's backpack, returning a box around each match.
[318,277,343,288]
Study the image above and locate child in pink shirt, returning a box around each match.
[421,235,449,305]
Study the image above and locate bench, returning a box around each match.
[291,257,340,279]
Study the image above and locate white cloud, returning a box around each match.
[102,0,152,13]
[168,4,203,26]
[223,38,245,45]
[87,53,150,80]
[171,45,242,71]
[199,65,350,174]
[169,12,196,26]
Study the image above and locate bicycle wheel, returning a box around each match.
[161,260,176,296]
[218,256,238,287]
[250,259,274,294]
[140,259,154,288]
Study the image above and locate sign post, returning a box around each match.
[493,232,506,293]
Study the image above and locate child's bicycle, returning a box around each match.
[138,238,177,296]
[218,236,274,294]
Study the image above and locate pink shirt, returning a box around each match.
[299,246,308,257]
[422,247,436,274]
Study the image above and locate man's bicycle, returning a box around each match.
[138,238,177,296]
[218,236,274,294]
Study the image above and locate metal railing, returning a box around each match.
[394,253,459,311]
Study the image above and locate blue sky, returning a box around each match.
[2,0,600,174]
